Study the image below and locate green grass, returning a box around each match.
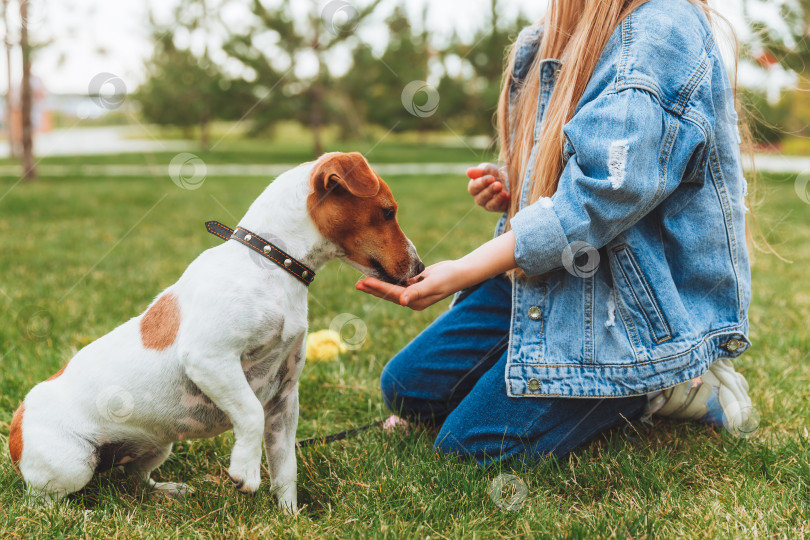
[0,157,807,537]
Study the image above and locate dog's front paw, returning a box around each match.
[275,483,298,513]
[228,472,260,495]
[228,446,262,495]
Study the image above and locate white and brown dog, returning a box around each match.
[8,152,423,511]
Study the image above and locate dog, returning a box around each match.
[8,152,424,511]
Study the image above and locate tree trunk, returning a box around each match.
[3,0,16,159]
[20,0,35,180]
[310,4,323,157]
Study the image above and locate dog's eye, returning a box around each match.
[382,207,396,221]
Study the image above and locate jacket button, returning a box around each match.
[528,306,542,320]
[528,378,541,392]
[724,338,742,352]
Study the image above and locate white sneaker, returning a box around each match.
[646,359,758,436]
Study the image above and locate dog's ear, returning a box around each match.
[312,152,380,198]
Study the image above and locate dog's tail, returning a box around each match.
[8,403,24,474]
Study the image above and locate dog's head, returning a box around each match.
[307,152,424,284]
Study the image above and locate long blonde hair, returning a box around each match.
[497,0,752,236]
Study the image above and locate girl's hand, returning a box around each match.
[356,260,464,311]
[467,163,509,213]
[356,231,518,311]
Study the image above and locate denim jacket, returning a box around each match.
[460,0,752,398]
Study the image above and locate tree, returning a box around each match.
[751,0,810,137]
[340,5,436,133]
[741,87,793,145]
[135,1,251,148]
[437,0,530,136]
[135,32,249,148]
[223,0,382,155]
[20,0,34,180]
[2,0,15,158]
[338,0,529,137]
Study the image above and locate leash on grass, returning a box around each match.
[295,419,386,448]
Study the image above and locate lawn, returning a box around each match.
[0,148,807,538]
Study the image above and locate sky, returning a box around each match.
[0,0,792,96]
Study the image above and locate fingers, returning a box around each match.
[402,288,447,311]
[357,277,444,311]
[468,175,495,197]
[484,189,510,212]
[466,163,500,180]
[405,274,425,286]
[473,180,507,208]
[467,162,509,213]
[356,278,406,303]
[400,283,421,307]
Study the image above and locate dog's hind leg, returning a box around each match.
[19,428,96,505]
[126,444,193,498]
[264,382,299,513]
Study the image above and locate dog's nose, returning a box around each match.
[415,261,425,275]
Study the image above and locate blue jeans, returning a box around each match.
[380,276,647,466]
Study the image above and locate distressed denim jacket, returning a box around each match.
[461,0,752,398]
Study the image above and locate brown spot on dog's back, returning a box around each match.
[140,293,181,351]
[9,404,24,473]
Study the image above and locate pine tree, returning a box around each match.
[223,0,382,155]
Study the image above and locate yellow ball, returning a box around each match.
[305,329,347,362]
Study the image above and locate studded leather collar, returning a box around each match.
[205,221,315,286]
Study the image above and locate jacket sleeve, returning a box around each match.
[510,87,705,277]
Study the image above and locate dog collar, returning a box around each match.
[205,221,316,286]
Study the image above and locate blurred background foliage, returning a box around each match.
[1,0,809,170]
[125,0,810,154]
[133,0,530,152]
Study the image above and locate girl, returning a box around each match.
[357,0,754,464]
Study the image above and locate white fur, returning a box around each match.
[15,156,421,512]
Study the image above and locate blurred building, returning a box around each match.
[2,74,52,152]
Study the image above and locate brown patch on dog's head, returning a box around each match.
[140,293,181,350]
[306,152,423,283]
[9,403,24,473]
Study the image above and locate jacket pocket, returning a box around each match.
[611,244,672,344]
